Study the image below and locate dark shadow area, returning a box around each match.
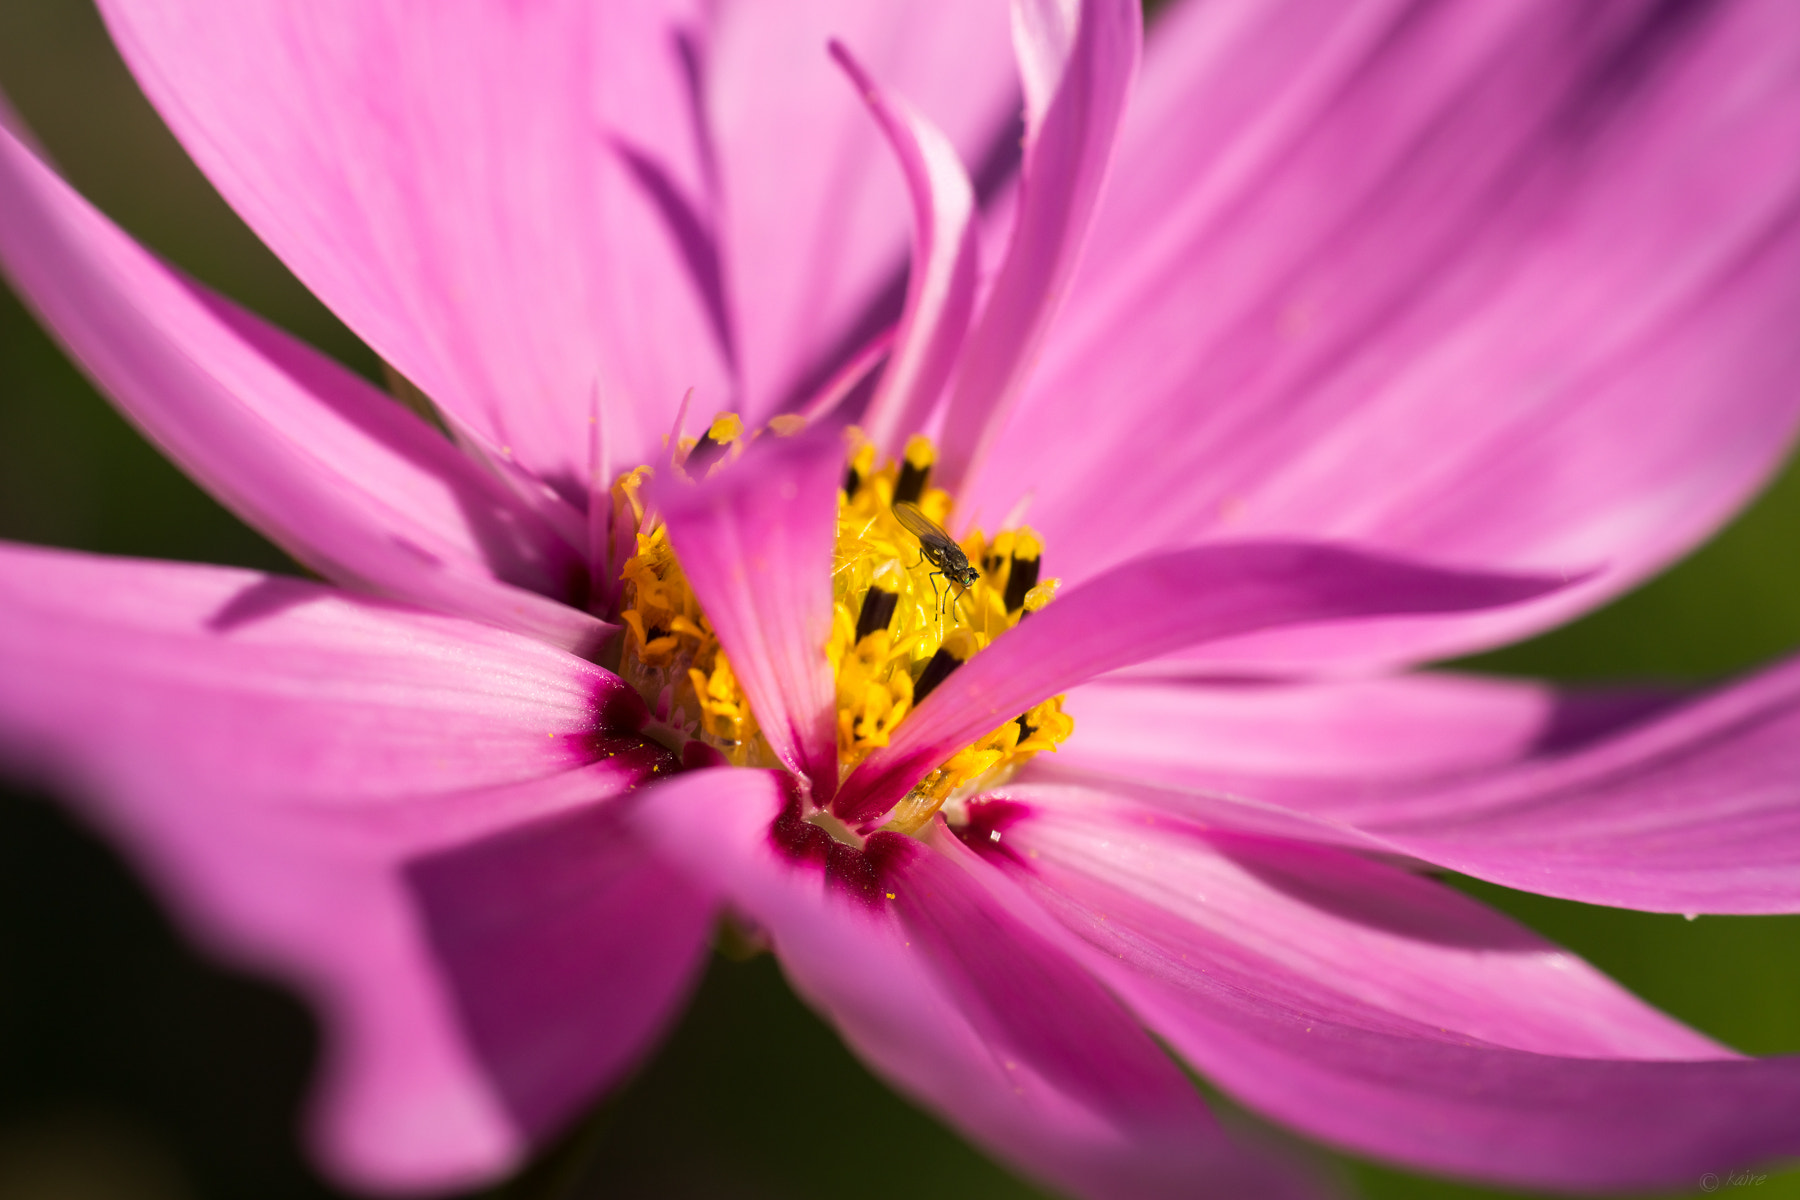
[0,283,298,575]
[0,775,1050,1200]
[404,795,708,1144]
[1526,686,1691,756]
[531,954,1051,1200]
[205,574,325,634]
[1551,0,1721,145]
[613,137,738,378]
[0,784,343,1200]
[1210,832,1547,951]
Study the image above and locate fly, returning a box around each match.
[893,502,979,626]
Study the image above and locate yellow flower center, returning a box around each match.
[612,418,1072,833]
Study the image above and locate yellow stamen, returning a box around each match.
[706,412,745,444]
[614,423,1072,824]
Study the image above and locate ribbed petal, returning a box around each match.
[1333,656,1800,915]
[1044,671,1672,807]
[99,0,730,496]
[998,776,1388,853]
[936,0,1141,492]
[1056,664,1800,915]
[708,0,1016,418]
[964,0,1800,668]
[975,797,1800,1194]
[650,431,840,798]
[630,769,1329,1200]
[0,121,606,654]
[830,42,980,457]
[835,541,1563,824]
[1029,671,1680,848]
[986,797,1724,1058]
[0,544,709,1192]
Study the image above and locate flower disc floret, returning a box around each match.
[615,422,1072,830]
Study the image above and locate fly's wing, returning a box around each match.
[894,503,978,585]
[892,502,955,554]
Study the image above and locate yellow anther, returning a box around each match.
[706,412,744,444]
[641,634,680,663]
[767,413,808,437]
[939,627,980,664]
[612,466,648,522]
[615,424,1072,813]
[668,614,708,640]
[843,438,878,495]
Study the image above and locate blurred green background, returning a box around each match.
[3,2,1799,1198]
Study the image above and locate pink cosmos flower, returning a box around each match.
[5,1,1800,1197]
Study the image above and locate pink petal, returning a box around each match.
[650,430,840,798]
[1049,671,1578,806]
[976,797,1800,1193]
[401,798,714,1163]
[1335,655,1800,915]
[991,797,1723,1058]
[0,122,606,654]
[1031,666,1800,915]
[0,543,709,1191]
[964,0,1800,668]
[936,0,1142,492]
[1031,670,1679,847]
[829,42,981,458]
[708,0,1017,418]
[99,0,731,494]
[630,768,1328,1200]
[834,541,1563,824]
[999,776,1388,854]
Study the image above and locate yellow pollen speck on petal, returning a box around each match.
[613,425,1072,819]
